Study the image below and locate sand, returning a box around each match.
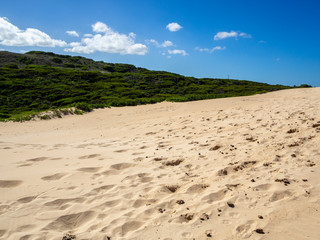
[0,87,320,240]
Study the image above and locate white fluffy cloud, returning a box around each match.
[92,22,110,33]
[147,39,173,48]
[65,21,148,55]
[0,17,66,47]
[168,49,187,56]
[166,22,182,32]
[195,46,226,53]
[214,31,251,40]
[161,40,173,47]
[66,30,79,37]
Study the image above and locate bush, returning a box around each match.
[17,56,33,64]
[4,64,18,69]
[103,65,115,72]
[40,115,51,120]
[75,102,93,112]
[64,63,75,68]
[299,84,312,88]
[0,113,10,119]
[52,57,63,63]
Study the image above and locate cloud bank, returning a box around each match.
[0,17,66,47]
[65,21,148,55]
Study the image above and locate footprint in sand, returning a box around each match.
[98,199,121,209]
[77,167,101,173]
[15,224,35,232]
[78,154,101,159]
[112,221,144,237]
[87,185,115,195]
[41,173,66,181]
[186,184,209,194]
[45,211,96,231]
[44,198,84,208]
[269,190,293,202]
[110,163,134,171]
[234,220,255,236]
[202,189,228,203]
[17,196,37,203]
[114,149,128,153]
[122,173,153,184]
[0,229,6,238]
[0,180,23,188]
[26,157,49,162]
[252,183,272,191]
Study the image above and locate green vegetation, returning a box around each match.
[0,51,311,121]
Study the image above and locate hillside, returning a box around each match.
[0,51,308,121]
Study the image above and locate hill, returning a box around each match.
[0,51,309,121]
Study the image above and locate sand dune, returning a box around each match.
[0,88,320,240]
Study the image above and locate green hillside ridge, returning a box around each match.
[0,51,311,121]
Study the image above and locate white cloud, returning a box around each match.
[92,22,110,33]
[258,40,267,44]
[84,33,93,37]
[147,39,173,48]
[64,21,148,55]
[161,40,173,47]
[239,32,252,38]
[66,30,79,37]
[146,39,158,46]
[0,17,67,47]
[166,22,182,32]
[214,31,238,40]
[129,32,136,39]
[214,30,251,40]
[210,46,226,53]
[196,46,226,53]
[195,47,209,52]
[69,42,81,47]
[168,49,187,56]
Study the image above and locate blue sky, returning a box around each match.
[0,0,319,86]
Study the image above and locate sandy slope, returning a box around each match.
[0,88,320,240]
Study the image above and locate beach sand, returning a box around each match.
[0,88,320,240]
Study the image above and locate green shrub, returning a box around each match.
[0,51,294,121]
[52,57,63,63]
[40,115,51,120]
[4,64,18,69]
[17,56,33,64]
[0,113,10,119]
[75,102,93,112]
[64,63,75,68]
[299,84,312,88]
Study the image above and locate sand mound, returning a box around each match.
[0,88,320,239]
